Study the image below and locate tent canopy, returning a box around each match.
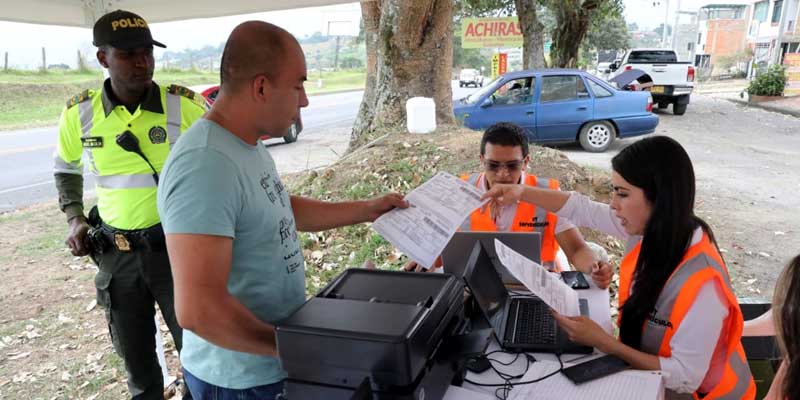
[0,0,355,27]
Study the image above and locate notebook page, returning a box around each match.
[509,360,663,400]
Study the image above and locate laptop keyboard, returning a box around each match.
[510,299,557,345]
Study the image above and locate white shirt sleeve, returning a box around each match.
[658,279,729,393]
[556,192,629,240]
[553,215,576,235]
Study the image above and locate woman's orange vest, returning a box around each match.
[618,233,756,400]
[460,173,562,271]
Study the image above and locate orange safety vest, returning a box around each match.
[618,233,756,400]
[460,172,562,271]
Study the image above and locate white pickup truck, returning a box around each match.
[609,48,695,115]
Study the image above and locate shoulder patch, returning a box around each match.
[66,89,92,109]
[167,84,198,101]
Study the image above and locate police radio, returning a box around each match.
[116,131,159,185]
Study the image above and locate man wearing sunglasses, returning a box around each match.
[405,122,612,289]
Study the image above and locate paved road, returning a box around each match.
[0,89,369,213]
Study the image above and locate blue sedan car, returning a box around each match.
[453,69,659,152]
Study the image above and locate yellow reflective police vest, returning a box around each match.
[55,82,206,230]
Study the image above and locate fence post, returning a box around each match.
[4,52,7,71]
[41,47,47,72]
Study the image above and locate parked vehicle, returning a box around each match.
[459,68,484,88]
[200,85,302,143]
[608,48,695,115]
[453,69,658,152]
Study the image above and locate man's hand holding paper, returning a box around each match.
[372,172,489,269]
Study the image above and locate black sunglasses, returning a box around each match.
[484,159,524,172]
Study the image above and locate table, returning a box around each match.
[443,274,665,400]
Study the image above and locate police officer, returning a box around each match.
[54,10,206,399]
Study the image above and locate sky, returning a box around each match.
[0,0,705,69]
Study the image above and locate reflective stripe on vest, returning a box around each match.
[166,93,181,146]
[53,152,81,175]
[460,172,562,271]
[95,174,158,189]
[79,100,99,174]
[619,234,755,400]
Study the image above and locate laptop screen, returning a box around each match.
[442,232,541,282]
[463,241,510,332]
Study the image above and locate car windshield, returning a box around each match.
[464,76,502,104]
[628,51,678,63]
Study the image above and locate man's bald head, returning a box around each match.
[220,21,298,93]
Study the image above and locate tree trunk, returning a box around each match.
[516,0,546,69]
[350,0,381,147]
[549,0,600,68]
[349,0,454,149]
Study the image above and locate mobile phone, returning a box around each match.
[561,271,590,290]
[561,355,629,384]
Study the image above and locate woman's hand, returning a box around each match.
[590,261,613,289]
[552,311,614,352]
[480,183,525,208]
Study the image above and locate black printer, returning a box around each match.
[276,268,469,399]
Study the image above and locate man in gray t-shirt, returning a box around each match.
[157,21,407,400]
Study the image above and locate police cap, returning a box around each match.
[93,10,166,50]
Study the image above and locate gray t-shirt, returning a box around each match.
[157,119,305,389]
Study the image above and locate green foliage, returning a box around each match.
[458,0,516,17]
[583,4,629,51]
[747,65,786,96]
[547,0,624,67]
[340,56,364,69]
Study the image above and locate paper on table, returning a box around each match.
[508,360,663,400]
[494,239,580,317]
[372,172,489,269]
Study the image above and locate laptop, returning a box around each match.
[442,231,541,284]
[463,241,592,354]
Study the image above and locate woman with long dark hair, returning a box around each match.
[481,136,755,399]
[750,255,800,400]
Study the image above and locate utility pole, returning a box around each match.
[671,0,683,51]
[327,20,348,71]
[772,0,789,66]
[662,0,671,47]
[334,35,341,71]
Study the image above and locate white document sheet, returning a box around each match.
[509,360,663,400]
[372,172,488,269]
[494,239,580,316]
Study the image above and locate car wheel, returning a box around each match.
[578,121,616,153]
[673,103,687,115]
[657,102,669,109]
[283,123,299,143]
[459,83,464,87]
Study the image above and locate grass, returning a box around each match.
[0,68,365,131]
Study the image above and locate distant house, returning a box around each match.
[694,3,751,75]
[747,0,800,66]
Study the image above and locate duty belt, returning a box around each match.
[85,206,165,253]
[99,223,166,252]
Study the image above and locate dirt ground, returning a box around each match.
[0,203,180,399]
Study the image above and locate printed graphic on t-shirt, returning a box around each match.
[279,216,301,274]
[260,173,278,205]
[259,172,287,208]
